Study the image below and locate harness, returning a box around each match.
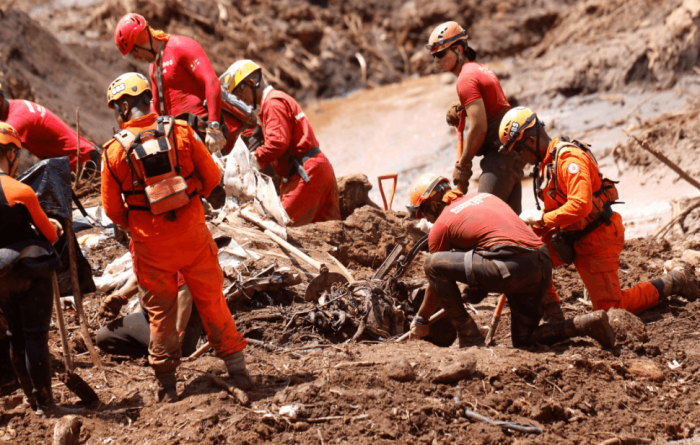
[535,137,620,234]
[103,116,197,219]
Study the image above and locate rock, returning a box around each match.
[531,402,568,422]
[337,174,381,220]
[53,415,81,445]
[384,360,415,382]
[628,360,665,382]
[607,308,647,343]
[681,249,700,267]
[432,359,477,383]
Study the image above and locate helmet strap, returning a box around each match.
[2,147,18,175]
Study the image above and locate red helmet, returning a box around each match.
[114,13,148,56]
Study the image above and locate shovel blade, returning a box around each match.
[59,372,99,405]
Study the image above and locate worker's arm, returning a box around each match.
[542,152,595,229]
[14,181,58,243]
[148,67,161,116]
[417,283,441,320]
[255,98,292,169]
[179,40,222,123]
[185,125,220,197]
[457,98,488,166]
[100,149,129,228]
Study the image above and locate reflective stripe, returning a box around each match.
[23,100,34,113]
[295,111,306,121]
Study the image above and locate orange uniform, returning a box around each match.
[101,113,246,372]
[536,137,658,314]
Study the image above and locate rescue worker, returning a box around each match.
[0,85,99,172]
[426,22,524,214]
[101,73,250,403]
[0,122,78,417]
[222,60,340,226]
[406,173,616,349]
[114,13,226,154]
[96,274,203,359]
[498,107,700,315]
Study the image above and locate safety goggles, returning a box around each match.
[432,48,450,60]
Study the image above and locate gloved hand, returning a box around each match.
[520,209,544,226]
[409,316,430,340]
[205,127,226,154]
[48,218,64,239]
[452,163,472,194]
[99,293,129,319]
[446,101,464,127]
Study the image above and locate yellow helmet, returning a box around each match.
[107,72,151,108]
[426,21,468,54]
[0,122,21,150]
[407,173,450,219]
[498,106,542,152]
[221,60,261,93]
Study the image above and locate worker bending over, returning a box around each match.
[426,22,524,213]
[499,107,700,316]
[114,13,226,153]
[0,123,78,417]
[222,60,340,226]
[407,174,616,349]
[0,85,99,172]
[101,73,249,403]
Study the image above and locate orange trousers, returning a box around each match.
[544,213,659,314]
[133,223,246,372]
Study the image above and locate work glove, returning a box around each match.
[446,101,464,127]
[48,218,64,240]
[99,293,129,319]
[452,163,472,194]
[205,127,226,154]
[520,209,544,226]
[409,316,430,340]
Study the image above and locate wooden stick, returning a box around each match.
[624,129,700,191]
[52,273,75,373]
[74,107,82,188]
[263,229,322,271]
[649,197,700,239]
[395,308,446,342]
[65,220,103,370]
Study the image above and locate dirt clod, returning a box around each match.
[628,360,665,382]
[432,359,477,383]
[384,359,415,382]
[608,308,647,344]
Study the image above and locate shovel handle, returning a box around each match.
[52,273,75,373]
[378,174,398,211]
[485,293,506,346]
[396,308,447,342]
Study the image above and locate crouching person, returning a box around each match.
[406,174,616,349]
[101,73,250,403]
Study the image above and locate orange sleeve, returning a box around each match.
[100,147,129,228]
[542,151,594,229]
[183,125,220,198]
[13,181,58,243]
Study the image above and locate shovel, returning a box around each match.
[51,273,99,404]
[484,294,507,346]
[377,173,397,211]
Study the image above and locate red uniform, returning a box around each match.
[4,100,95,171]
[430,193,542,254]
[149,34,222,123]
[0,173,57,244]
[536,137,659,314]
[256,86,340,226]
[455,63,511,143]
[101,113,245,372]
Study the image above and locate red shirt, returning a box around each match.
[149,35,222,123]
[255,87,319,177]
[101,113,220,242]
[429,193,542,254]
[5,100,95,171]
[455,63,510,139]
[0,174,57,244]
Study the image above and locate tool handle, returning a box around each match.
[494,293,507,316]
[377,174,398,211]
[52,273,75,373]
[396,308,446,342]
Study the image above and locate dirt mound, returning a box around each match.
[501,0,700,103]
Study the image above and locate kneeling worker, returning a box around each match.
[498,107,700,315]
[222,60,340,226]
[101,73,249,402]
[407,174,616,349]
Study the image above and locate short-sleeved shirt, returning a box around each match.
[429,193,543,254]
[456,63,510,136]
[5,100,95,171]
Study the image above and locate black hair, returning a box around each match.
[455,41,476,61]
[112,90,153,119]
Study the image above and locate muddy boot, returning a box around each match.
[224,351,252,390]
[155,370,179,403]
[656,263,700,302]
[453,317,485,348]
[542,301,565,322]
[573,310,616,349]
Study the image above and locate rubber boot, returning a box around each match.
[658,263,700,301]
[13,367,38,410]
[453,317,485,348]
[155,370,179,403]
[542,301,565,322]
[224,351,252,390]
[572,310,616,349]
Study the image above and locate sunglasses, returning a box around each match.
[432,49,451,60]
